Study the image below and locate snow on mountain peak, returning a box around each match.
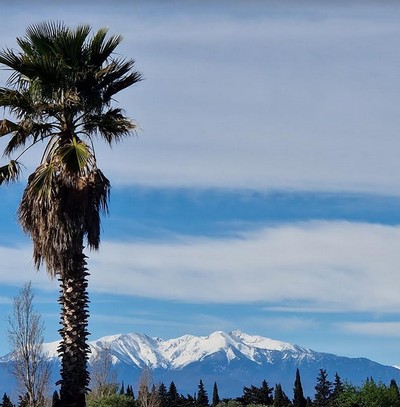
[28,330,307,369]
[230,330,297,352]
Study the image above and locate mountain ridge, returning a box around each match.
[1,330,399,398]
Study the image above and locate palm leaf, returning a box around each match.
[84,108,136,144]
[28,162,56,198]
[52,24,91,67]
[0,160,21,185]
[2,121,55,156]
[0,119,19,137]
[57,137,92,174]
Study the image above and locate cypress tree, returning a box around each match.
[293,369,307,407]
[158,382,168,407]
[126,385,135,400]
[197,379,209,407]
[212,382,220,407]
[390,379,400,399]
[167,381,181,407]
[52,390,60,407]
[314,369,332,407]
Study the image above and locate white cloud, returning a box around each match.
[1,4,400,194]
[0,296,12,305]
[0,245,57,288]
[2,221,400,313]
[79,221,400,311]
[245,316,318,333]
[338,322,400,338]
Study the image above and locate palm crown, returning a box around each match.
[0,21,141,274]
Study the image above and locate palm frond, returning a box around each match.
[23,21,67,55]
[0,88,40,119]
[86,28,123,68]
[57,137,93,174]
[103,70,143,102]
[2,121,54,156]
[2,129,31,156]
[85,168,110,249]
[84,108,136,144]
[52,24,91,67]
[27,162,56,199]
[0,119,19,137]
[0,160,21,185]
[0,48,23,76]
[98,58,140,89]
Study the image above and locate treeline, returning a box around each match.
[3,367,399,407]
[0,369,400,407]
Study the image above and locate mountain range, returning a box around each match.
[1,330,399,398]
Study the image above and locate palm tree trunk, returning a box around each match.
[57,242,91,407]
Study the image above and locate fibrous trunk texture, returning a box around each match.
[57,245,90,407]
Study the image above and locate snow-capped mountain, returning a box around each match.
[84,330,314,369]
[2,330,400,398]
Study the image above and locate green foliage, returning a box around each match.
[86,393,135,407]
[238,380,273,406]
[335,379,400,407]
[273,384,290,407]
[216,401,242,407]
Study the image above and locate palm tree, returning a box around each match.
[0,22,141,407]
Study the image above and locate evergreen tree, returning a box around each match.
[274,384,291,407]
[197,380,209,407]
[330,373,343,405]
[239,385,258,405]
[126,385,135,400]
[314,369,332,407]
[293,369,307,407]
[212,382,220,407]
[2,393,13,407]
[259,380,274,405]
[390,379,400,401]
[120,381,125,395]
[183,394,197,406]
[239,381,273,406]
[167,381,181,407]
[158,382,168,407]
[52,390,60,407]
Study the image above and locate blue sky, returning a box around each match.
[1,0,400,368]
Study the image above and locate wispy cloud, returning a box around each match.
[0,296,12,305]
[338,322,400,338]
[84,221,400,312]
[245,315,318,333]
[3,221,400,314]
[1,3,400,194]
